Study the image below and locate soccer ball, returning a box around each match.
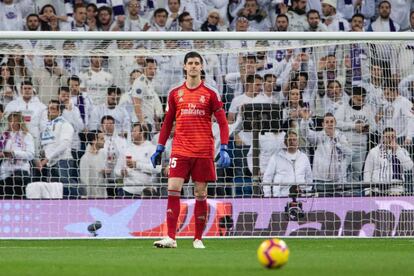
[257,239,289,269]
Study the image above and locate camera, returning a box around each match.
[284,185,304,221]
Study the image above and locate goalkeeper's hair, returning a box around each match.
[184,51,203,65]
[183,51,204,78]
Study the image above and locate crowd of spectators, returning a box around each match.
[0,0,414,199]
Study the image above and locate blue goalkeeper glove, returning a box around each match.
[217,144,231,168]
[150,145,165,168]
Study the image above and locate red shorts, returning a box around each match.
[168,154,216,182]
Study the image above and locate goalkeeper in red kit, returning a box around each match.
[151,51,230,249]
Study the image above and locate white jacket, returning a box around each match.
[364,144,413,184]
[40,116,74,166]
[262,149,313,197]
[0,131,35,180]
[301,119,352,182]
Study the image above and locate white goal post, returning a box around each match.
[0,32,413,238]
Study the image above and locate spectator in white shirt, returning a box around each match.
[0,0,33,31]
[149,8,169,31]
[79,54,113,106]
[262,130,312,197]
[228,74,260,147]
[228,74,260,124]
[377,79,414,148]
[306,9,328,32]
[236,0,271,31]
[124,0,151,31]
[25,14,41,31]
[62,4,89,32]
[321,0,350,32]
[300,111,352,196]
[4,80,47,156]
[96,6,121,31]
[86,3,98,30]
[364,127,413,195]
[166,0,183,31]
[273,13,289,32]
[350,13,365,32]
[100,115,127,196]
[129,58,163,132]
[57,86,84,160]
[80,130,107,198]
[116,123,161,197]
[0,112,34,199]
[89,86,131,138]
[37,100,79,198]
[368,1,400,32]
[286,0,308,32]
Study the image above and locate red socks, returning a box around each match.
[166,191,208,240]
[194,196,207,241]
[166,190,181,240]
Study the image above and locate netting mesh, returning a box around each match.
[0,38,414,238]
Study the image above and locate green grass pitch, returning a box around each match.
[0,238,413,276]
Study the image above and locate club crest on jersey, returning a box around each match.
[178,90,184,102]
[199,95,206,104]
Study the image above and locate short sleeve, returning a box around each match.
[131,77,146,99]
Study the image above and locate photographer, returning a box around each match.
[262,130,312,197]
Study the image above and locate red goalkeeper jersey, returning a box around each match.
[166,81,223,159]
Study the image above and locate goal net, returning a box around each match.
[0,33,413,238]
